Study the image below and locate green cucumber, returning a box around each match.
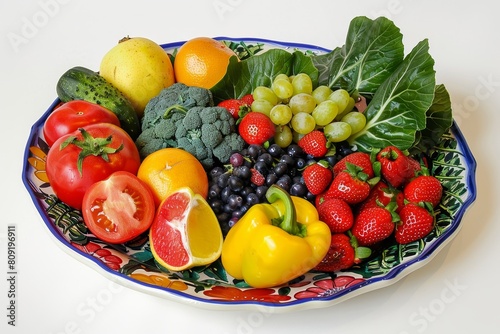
[56,66,141,140]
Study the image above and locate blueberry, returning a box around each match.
[254,161,269,175]
[217,173,230,188]
[257,152,273,165]
[273,162,288,176]
[208,184,221,199]
[267,143,284,157]
[287,144,304,158]
[280,154,295,166]
[290,183,308,197]
[266,173,278,186]
[209,199,224,213]
[255,185,269,199]
[239,186,253,197]
[247,144,262,159]
[209,166,225,180]
[296,158,307,169]
[324,155,338,167]
[220,187,232,202]
[234,165,251,179]
[228,175,244,192]
[246,193,260,206]
[276,175,292,191]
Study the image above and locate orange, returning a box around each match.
[149,187,223,271]
[137,148,208,207]
[173,37,238,89]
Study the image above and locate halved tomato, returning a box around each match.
[82,171,156,244]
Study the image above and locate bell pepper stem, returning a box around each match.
[265,185,302,236]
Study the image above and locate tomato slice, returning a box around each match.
[82,171,156,244]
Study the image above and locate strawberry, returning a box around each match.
[218,94,253,120]
[351,206,398,246]
[407,156,422,177]
[403,174,443,208]
[297,130,328,158]
[313,233,356,272]
[250,168,265,186]
[239,94,254,106]
[302,161,333,195]
[238,112,275,145]
[323,163,371,205]
[317,198,354,233]
[358,181,405,213]
[218,99,245,120]
[395,202,435,244]
[376,146,418,188]
[333,152,375,178]
[314,233,371,272]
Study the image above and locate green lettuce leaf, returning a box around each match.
[348,39,436,152]
[312,16,404,95]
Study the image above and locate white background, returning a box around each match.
[0,0,497,333]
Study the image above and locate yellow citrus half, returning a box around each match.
[149,187,223,271]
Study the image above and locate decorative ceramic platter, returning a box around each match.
[22,37,477,312]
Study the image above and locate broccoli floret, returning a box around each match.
[226,132,247,151]
[140,83,214,131]
[177,137,214,167]
[177,137,201,157]
[182,107,203,130]
[212,133,246,163]
[154,120,176,139]
[135,83,245,169]
[136,127,169,157]
[201,123,223,148]
[216,119,232,136]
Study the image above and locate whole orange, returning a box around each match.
[137,148,208,207]
[173,37,238,89]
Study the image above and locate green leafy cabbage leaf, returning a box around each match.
[348,39,436,152]
[312,16,404,95]
[410,84,453,155]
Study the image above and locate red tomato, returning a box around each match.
[43,100,121,147]
[82,171,155,244]
[46,123,140,210]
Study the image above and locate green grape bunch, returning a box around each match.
[249,73,367,147]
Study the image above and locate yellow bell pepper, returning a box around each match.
[221,185,331,288]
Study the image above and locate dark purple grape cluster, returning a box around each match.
[207,143,315,236]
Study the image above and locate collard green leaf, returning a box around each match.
[312,16,404,95]
[211,49,318,102]
[313,47,341,87]
[348,39,436,152]
[410,84,453,154]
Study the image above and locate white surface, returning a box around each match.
[0,0,495,333]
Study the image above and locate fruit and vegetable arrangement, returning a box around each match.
[30,16,463,291]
